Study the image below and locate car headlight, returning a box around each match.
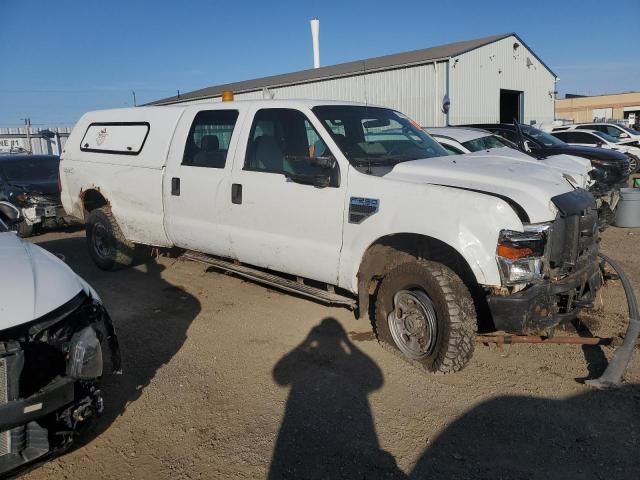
[496,224,550,285]
[66,326,104,379]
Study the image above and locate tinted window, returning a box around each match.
[0,157,59,182]
[571,132,599,144]
[183,110,239,168]
[494,129,520,144]
[551,131,571,142]
[604,125,623,138]
[244,108,338,184]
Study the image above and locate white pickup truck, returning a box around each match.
[60,99,603,373]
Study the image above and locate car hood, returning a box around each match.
[0,232,84,330]
[543,144,628,162]
[480,148,592,188]
[387,151,574,223]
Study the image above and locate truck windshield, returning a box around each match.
[312,106,447,167]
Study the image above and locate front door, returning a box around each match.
[227,107,346,285]
[164,107,245,257]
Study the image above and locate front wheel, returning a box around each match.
[373,259,477,373]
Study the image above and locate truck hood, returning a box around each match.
[387,151,574,223]
[0,232,84,330]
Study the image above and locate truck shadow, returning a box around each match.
[34,234,201,449]
[410,385,640,479]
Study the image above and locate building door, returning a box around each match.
[500,89,523,123]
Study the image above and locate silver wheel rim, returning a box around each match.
[387,290,438,359]
[92,223,113,260]
[630,157,638,174]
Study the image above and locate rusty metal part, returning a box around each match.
[476,335,622,347]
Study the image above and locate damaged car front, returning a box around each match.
[0,155,69,238]
[0,201,120,478]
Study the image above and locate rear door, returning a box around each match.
[226,106,347,284]
[164,106,246,257]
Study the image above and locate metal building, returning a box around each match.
[150,33,556,127]
[0,127,70,155]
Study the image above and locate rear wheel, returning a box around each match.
[86,207,137,270]
[373,259,477,373]
[627,154,639,176]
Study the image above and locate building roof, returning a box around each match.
[150,32,552,106]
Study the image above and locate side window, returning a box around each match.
[552,131,570,142]
[604,125,622,138]
[183,110,239,168]
[244,108,338,185]
[572,132,598,144]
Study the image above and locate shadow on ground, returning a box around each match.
[35,234,201,449]
[271,318,640,480]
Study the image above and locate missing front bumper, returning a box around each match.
[487,260,602,335]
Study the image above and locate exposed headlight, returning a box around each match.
[66,326,103,379]
[496,224,550,285]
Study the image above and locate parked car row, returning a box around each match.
[1,101,634,477]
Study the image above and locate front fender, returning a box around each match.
[339,182,524,292]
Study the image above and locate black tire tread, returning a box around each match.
[86,207,135,270]
[373,259,477,374]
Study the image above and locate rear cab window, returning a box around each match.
[81,122,150,155]
[183,110,239,168]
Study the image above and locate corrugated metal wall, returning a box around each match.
[230,62,448,127]
[0,127,70,155]
[448,35,555,125]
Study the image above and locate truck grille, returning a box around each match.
[0,357,9,457]
[549,207,599,278]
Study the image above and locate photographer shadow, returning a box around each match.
[269,317,405,480]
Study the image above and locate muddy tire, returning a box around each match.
[86,207,136,270]
[373,259,477,373]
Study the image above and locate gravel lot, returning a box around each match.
[24,227,640,480]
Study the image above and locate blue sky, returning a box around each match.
[1,0,638,127]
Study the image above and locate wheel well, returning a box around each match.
[357,233,493,331]
[80,189,108,218]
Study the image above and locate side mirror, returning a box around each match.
[619,133,630,139]
[596,141,604,147]
[286,173,333,188]
[0,201,22,226]
[523,140,533,152]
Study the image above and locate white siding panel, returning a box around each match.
[233,62,447,127]
[449,35,555,125]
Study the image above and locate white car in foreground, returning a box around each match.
[550,129,640,174]
[0,201,120,478]
[426,127,594,189]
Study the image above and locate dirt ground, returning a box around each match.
[23,226,640,480]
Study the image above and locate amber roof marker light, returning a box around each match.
[221,91,234,102]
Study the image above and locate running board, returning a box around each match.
[182,251,357,308]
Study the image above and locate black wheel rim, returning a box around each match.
[387,289,438,359]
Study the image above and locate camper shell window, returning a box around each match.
[80,122,150,155]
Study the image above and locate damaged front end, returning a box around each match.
[0,292,120,478]
[488,189,603,335]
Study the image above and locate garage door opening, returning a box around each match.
[500,89,523,124]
